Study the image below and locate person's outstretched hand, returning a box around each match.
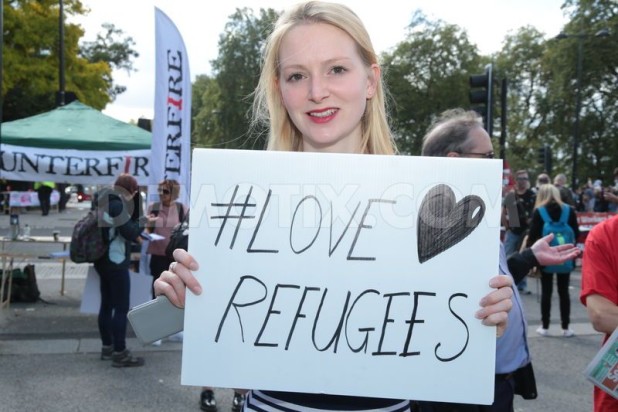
[476,275,514,337]
[531,233,581,266]
[154,249,201,308]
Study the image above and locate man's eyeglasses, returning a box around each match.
[459,151,495,159]
[158,189,171,195]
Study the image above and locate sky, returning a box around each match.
[71,0,569,123]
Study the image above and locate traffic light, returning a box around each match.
[537,147,546,165]
[537,145,553,175]
[469,63,494,137]
[137,118,152,132]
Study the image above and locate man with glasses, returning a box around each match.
[502,169,536,294]
[417,109,578,412]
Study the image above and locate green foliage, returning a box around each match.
[189,2,618,187]
[494,26,552,176]
[79,22,139,99]
[2,0,138,120]
[497,0,618,187]
[383,11,482,155]
[192,7,279,150]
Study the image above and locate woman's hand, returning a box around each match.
[531,233,581,266]
[154,249,202,308]
[475,275,513,337]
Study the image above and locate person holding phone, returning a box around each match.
[154,2,513,409]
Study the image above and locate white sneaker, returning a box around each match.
[167,331,184,342]
[536,327,549,336]
[562,329,575,337]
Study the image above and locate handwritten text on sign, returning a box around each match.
[182,149,502,404]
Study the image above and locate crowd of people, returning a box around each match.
[35,1,614,411]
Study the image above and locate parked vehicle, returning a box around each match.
[65,184,94,202]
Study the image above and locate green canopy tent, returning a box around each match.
[1,101,152,185]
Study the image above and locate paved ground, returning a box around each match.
[1,203,238,411]
[0,201,605,411]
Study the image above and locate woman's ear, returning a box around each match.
[366,64,380,99]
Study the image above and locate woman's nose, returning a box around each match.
[308,76,329,102]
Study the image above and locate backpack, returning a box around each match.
[70,208,108,263]
[2,264,41,303]
[538,204,575,273]
[70,189,116,264]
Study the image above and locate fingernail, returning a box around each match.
[194,285,203,295]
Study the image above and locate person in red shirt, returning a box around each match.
[581,215,618,411]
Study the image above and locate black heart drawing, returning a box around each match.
[417,184,485,263]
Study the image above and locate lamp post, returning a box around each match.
[58,0,65,106]
[555,29,609,190]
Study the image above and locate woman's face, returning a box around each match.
[158,186,172,204]
[277,23,378,154]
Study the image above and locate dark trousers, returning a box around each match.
[37,185,53,215]
[96,266,131,352]
[540,270,571,329]
[149,254,173,299]
[415,374,515,412]
[56,184,69,211]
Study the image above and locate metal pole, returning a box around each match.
[1,0,4,127]
[486,64,494,137]
[500,78,507,160]
[58,0,65,106]
[572,38,583,190]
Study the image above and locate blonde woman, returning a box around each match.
[527,184,579,337]
[155,2,513,410]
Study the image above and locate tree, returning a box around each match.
[494,26,552,176]
[187,2,617,185]
[192,7,279,150]
[192,74,222,147]
[2,0,138,121]
[382,11,482,155]
[80,22,139,100]
[548,0,618,186]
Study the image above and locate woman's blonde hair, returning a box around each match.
[534,184,564,209]
[252,0,396,154]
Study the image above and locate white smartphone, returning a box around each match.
[128,296,184,345]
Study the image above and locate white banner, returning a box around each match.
[8,190,60,207]
[182,149,503,404]
[0,144,150,185]
[152,8,192,205]
[80,266,153,314]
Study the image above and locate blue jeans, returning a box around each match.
[96,266,131,352]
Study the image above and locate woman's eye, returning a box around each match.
[331,66,347,75]
[287,73,304,82]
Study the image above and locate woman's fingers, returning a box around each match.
[153,249,203,308]
[154,270,187,308]
[173,248,199,271]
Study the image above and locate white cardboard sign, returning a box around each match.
[182,149,502,404]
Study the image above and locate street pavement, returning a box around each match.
[0,200,603,411]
